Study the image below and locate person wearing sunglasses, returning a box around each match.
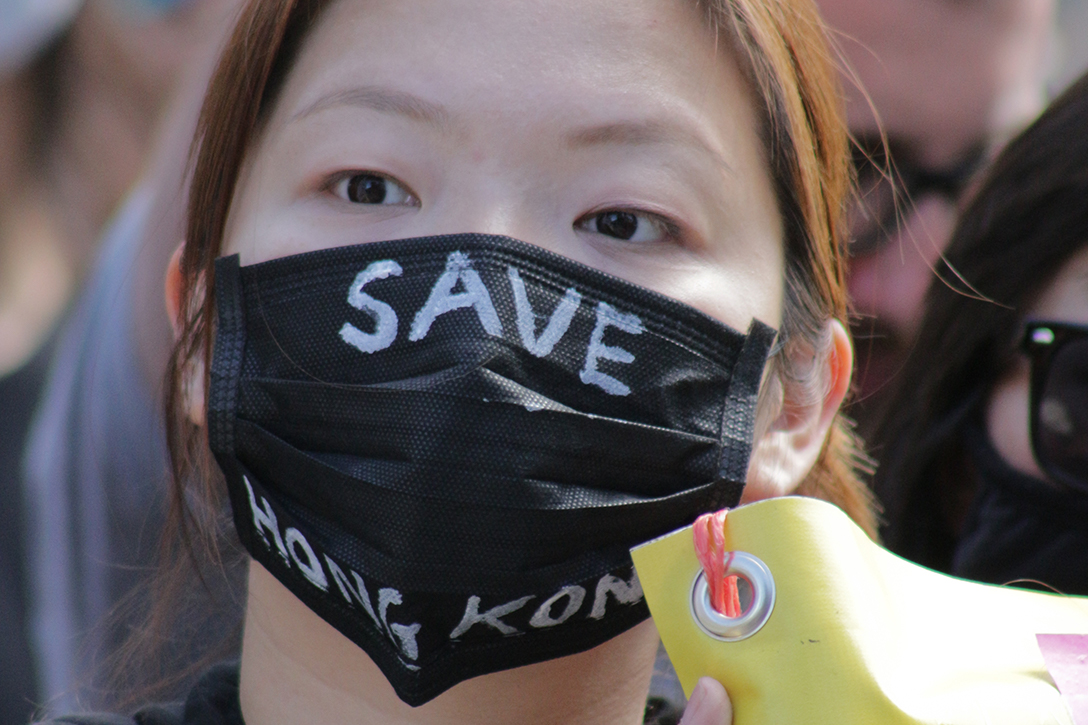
[814,0,1055,438]
[873,70,1088,594]
[1020,321,1088,494]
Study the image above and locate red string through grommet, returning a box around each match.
[693,509,742,617]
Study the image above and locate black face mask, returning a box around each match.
[953,421,1088,596]
[208,234,776,705]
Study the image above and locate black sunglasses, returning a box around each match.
[847,142,986,256]
[1020,321,1088,493]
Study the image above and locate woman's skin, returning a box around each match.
[987,245,1088,478]
[166,0,853,723]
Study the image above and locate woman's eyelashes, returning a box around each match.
[330,172,417,206]
[323,172,685,247]
[576,209,677,244]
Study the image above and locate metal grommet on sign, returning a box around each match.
[690,551,775,641]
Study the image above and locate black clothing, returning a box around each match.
[38,662,682,725]
[41,664,241,725]
[953,422,1088,594]
[0,339,54,725]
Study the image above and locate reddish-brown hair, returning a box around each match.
[703,0,874,531]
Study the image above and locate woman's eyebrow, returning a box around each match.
[566,119,732,172]
[290,85,452,130]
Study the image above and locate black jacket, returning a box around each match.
[39,662,683,725]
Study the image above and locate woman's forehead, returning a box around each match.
[269,0,752,141]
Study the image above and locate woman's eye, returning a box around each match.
[579,210,669,244]
[333,173,415,205]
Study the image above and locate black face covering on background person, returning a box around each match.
[954,421,1088,595]
[207,233,777,705]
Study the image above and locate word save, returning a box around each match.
[338,251,644,396]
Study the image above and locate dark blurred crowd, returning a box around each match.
[1,0,1086,723]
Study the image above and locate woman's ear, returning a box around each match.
[165,243,185,337]
[742,319,853,502]
[165,242,206,427]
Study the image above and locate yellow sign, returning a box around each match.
[631,496,1087,725]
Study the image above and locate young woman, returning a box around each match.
[874,72,1088,595]
[59,1,876,723]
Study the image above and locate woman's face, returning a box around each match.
[988,245,1088,478]
[222,0,785,337]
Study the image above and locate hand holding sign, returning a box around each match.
[679,678,734,725]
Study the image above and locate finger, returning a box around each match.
[678,677,733,725]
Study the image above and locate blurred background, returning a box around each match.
[0,1,1087,724]
[1054,0,1088,91]
[1,1,245,722]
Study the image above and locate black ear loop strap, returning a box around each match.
[716,319,777,486]
[210,255,247,457]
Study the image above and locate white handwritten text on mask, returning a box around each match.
[338,251,644,396]
[243,476,644,669]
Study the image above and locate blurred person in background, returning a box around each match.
[815,0,1055,439]
[0,4,83,721]
[0,0,244,721]
[873,70,1088,592]
[1,0,241,369]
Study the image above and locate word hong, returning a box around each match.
[338,251,645,396]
